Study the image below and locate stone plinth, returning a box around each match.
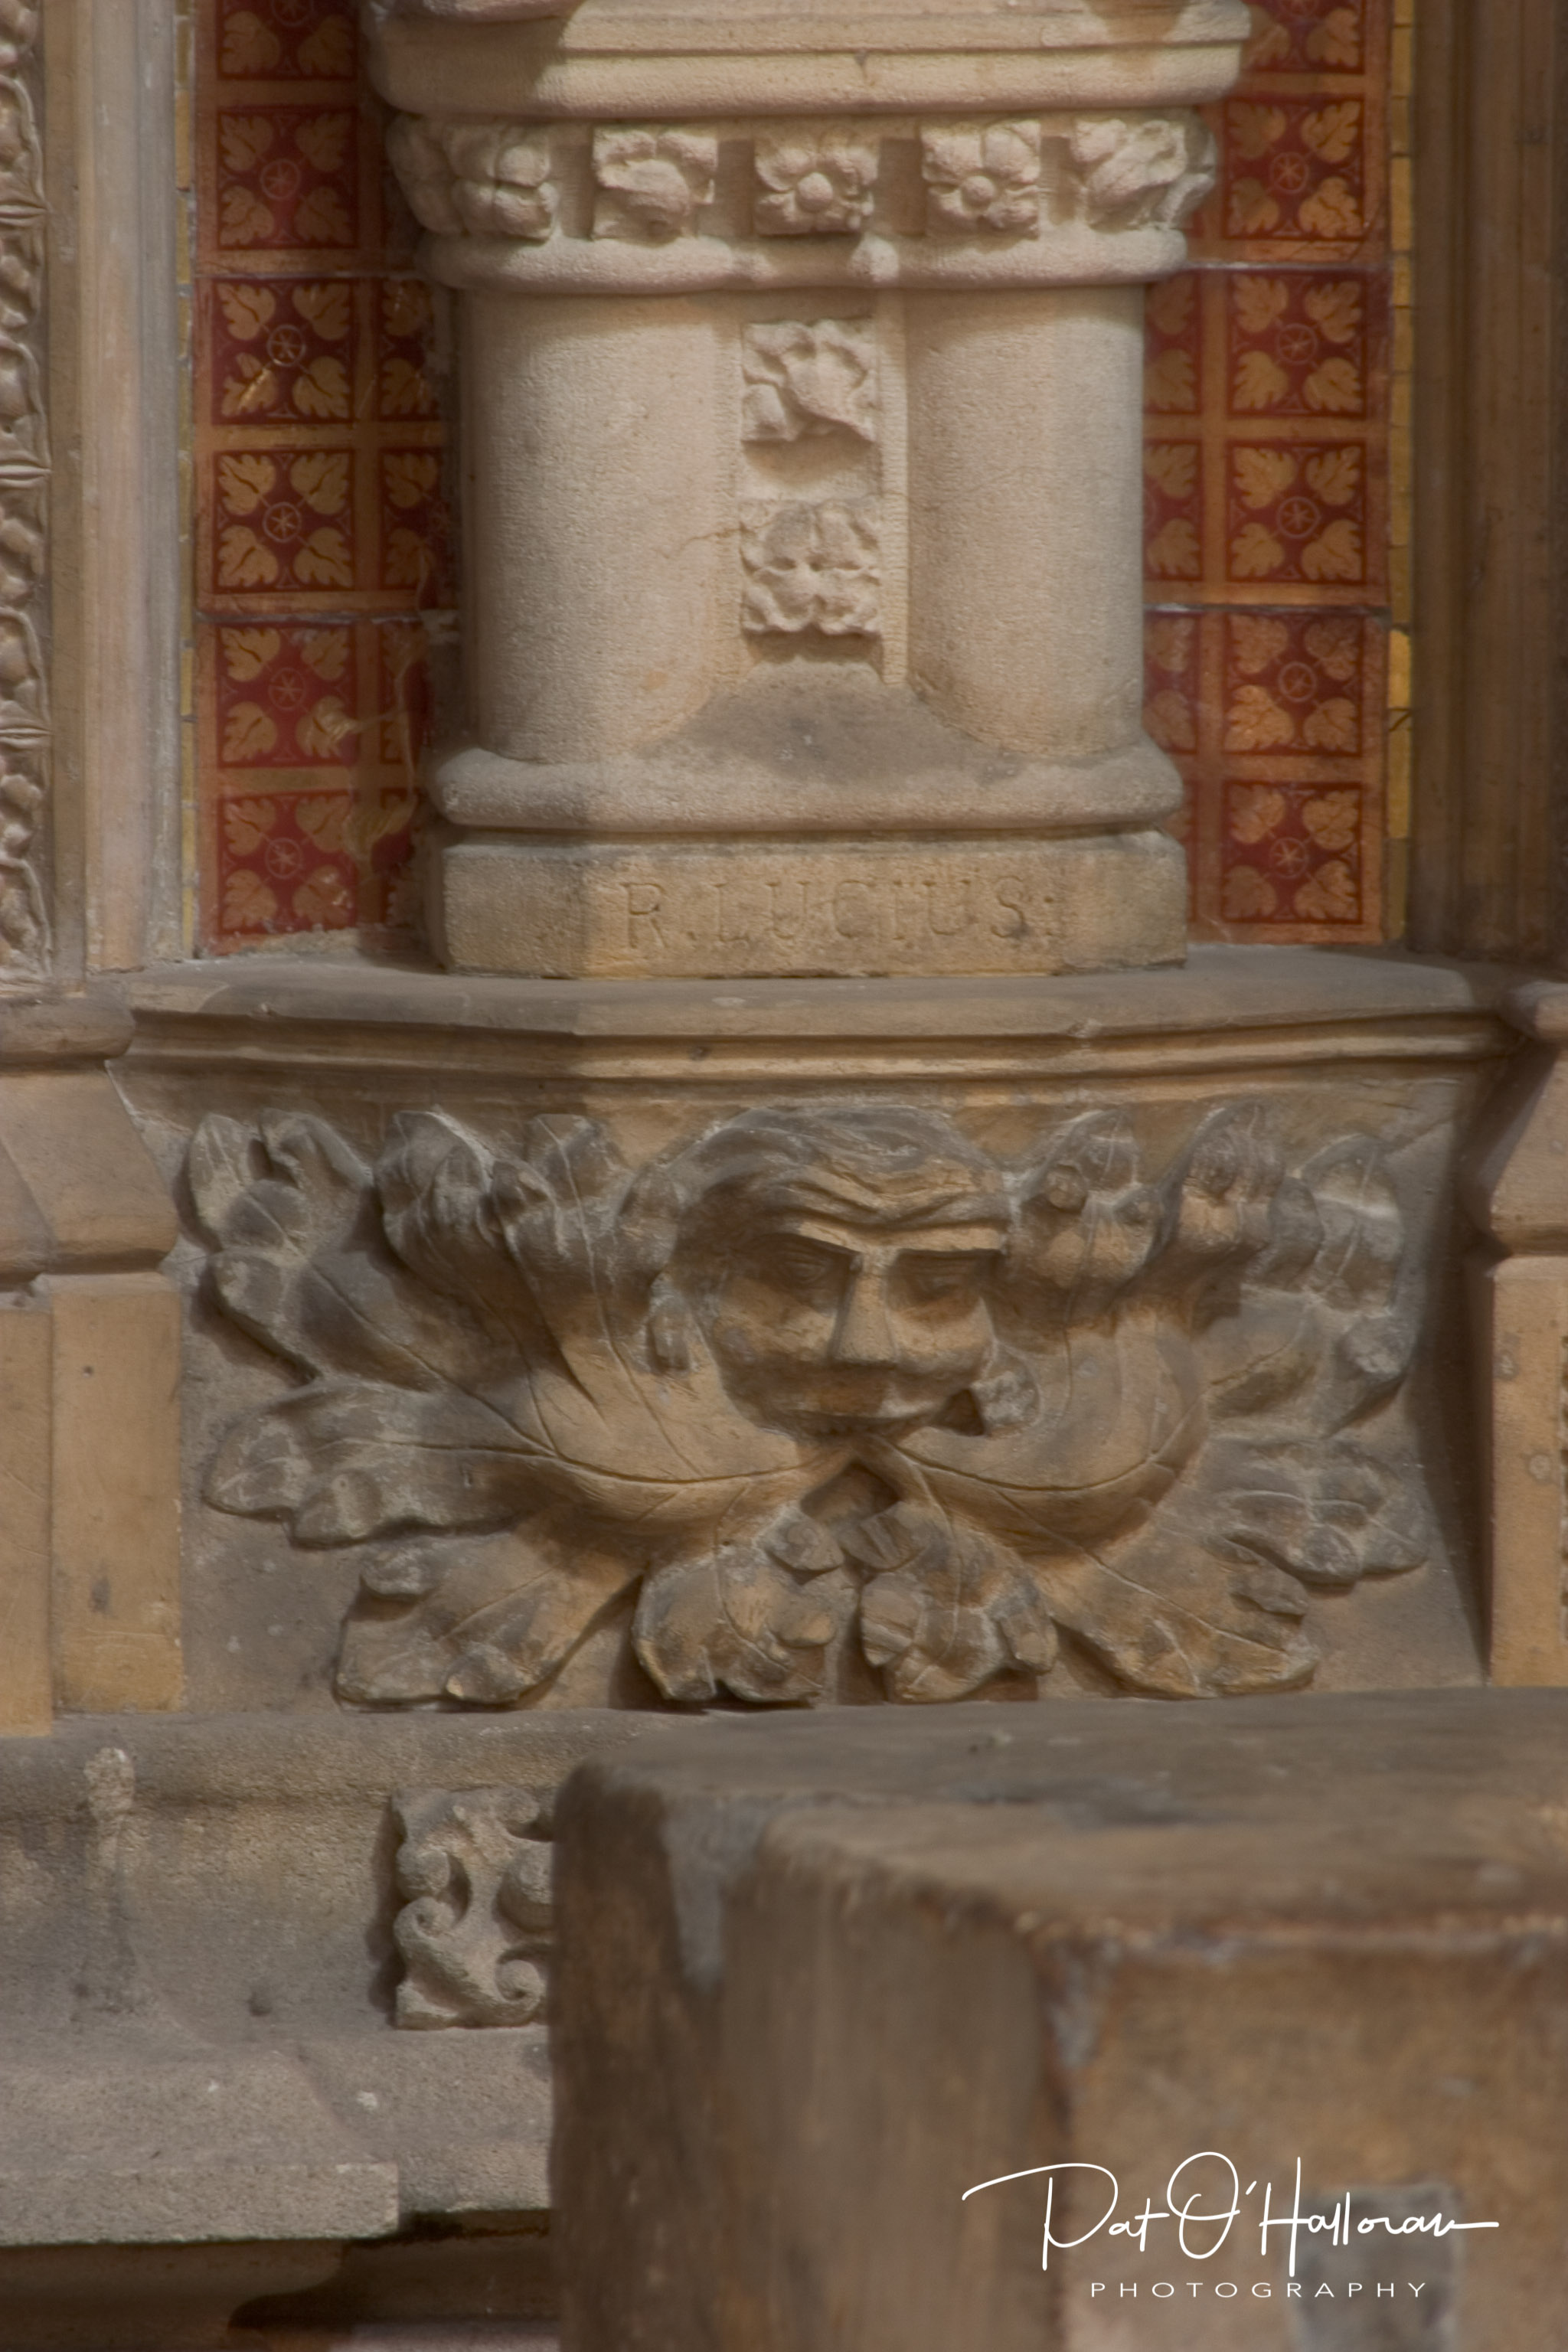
[552,1690,1568,2352]
[366,0,1250,978]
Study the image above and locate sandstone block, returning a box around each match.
[45,1274,183,1714]
[554,1691,1568,2351]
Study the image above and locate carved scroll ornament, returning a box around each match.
[392,1786,553,2028]
[191,1100,1427,1710]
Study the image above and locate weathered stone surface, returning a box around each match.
[552,1690,1568,2352]
[0,2053,398,2246]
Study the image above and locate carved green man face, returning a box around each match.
[673,1109,1013,1438]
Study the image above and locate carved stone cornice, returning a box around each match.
[367,0,1252,119]
[390,108,1217,293]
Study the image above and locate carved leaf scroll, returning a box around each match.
[0,13,47,978]
[194,1099,1431,1710]
[392,1786,554,2029]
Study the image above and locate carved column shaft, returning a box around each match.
[368,0,1250,979]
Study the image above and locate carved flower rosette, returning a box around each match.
[190,1100,1429,1710]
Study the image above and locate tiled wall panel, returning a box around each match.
[192,0,452,952]
[1148,0,1403,943]
[192,0,1400,952]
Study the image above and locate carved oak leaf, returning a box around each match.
[341,1521,641,1706]
[907,1313,1207,1555]
[1044,1537,1318,1699]
[632,1498,852,1706]
[1204,1436,1428,1590]
[189,1112,510,1392]
[847,1472,1057,1704]
[204,1380,550,1546]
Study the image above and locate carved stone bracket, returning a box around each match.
[191,1098,1428,1713]
[392,1785,554,2028]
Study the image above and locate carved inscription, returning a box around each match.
[193,1099,1429,1713]
[754,127,879,236]
[618,871,1029,959]
[0,4,48,977]
[393,1787,554,2029]
[591,126,717,242]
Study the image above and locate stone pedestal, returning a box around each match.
[367,0,1250,977]
[551,1690,1568,2352]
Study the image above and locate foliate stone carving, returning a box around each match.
[191,1101,1428,1711]
[740,501,881,637]
[921,121,1041,236]
[1067,113,1218,232]
[392,1787,553,2029]
[741,321,877,445]
[387,115,557,241]
[0,4,47,978]
[754,129,878,237]
[591,127,717,243]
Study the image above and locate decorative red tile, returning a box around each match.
[214,786,359,942]
[206,277,357,425]
[215,106,359,252]
[1220,779,1368,927]
[376,280,442,422]
[1222,610,1371,753]
[379,450,452,601]
[211,621,359,767]
[1227,273,1382,418]
[1145,273,1202,416]
[1221,95,1370,251]
[1244,0,1367,76]
[217,1,358,83]
[373,616,434,768]
[1225,439,1368,589]
[1144,614,1203,755]
[210,445,358,598]
[1144,441,1204,583]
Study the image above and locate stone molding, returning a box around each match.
[0,2,50,982]
[390,107,1217,294]
[367,2,1252,121]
